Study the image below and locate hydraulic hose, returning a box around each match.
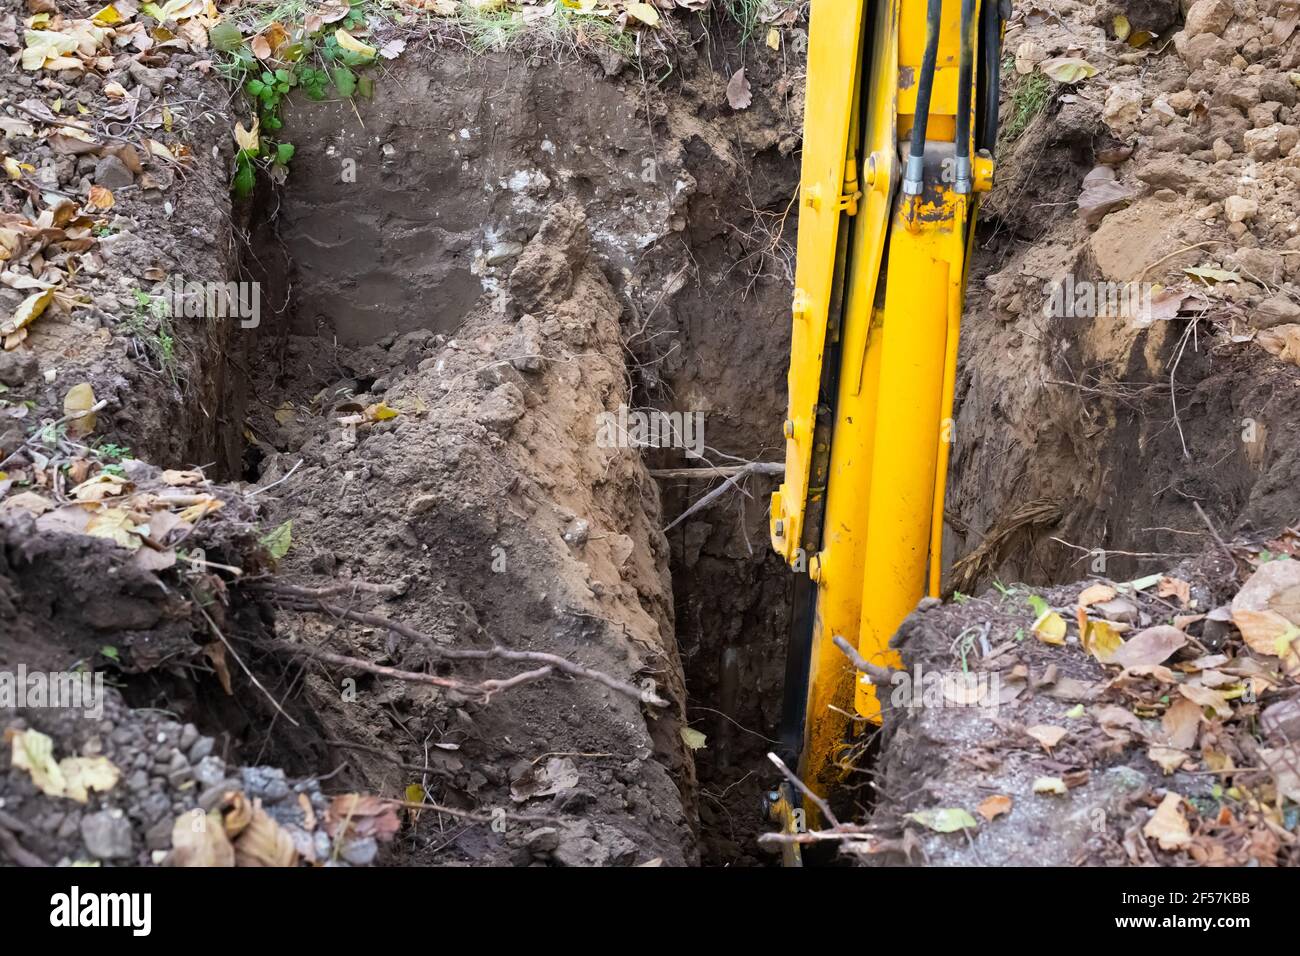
[954,0,976,193]
[902,0,945,196]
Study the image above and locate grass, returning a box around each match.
[1001,69,1053,146]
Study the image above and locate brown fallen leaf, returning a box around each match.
[233,804,298,867]
[204,641,233,694]
[1026,724,1068,751]
[977,794,1013,821]
[1178,683,1232,718]
[1109,625,1187,669]
[1156,576,1192,606]
[167,809,235,866]
[1161,696,1202,750]
[726,67,752,110]
[1143,792,1191,851]
[1147,746,1188,775]
[1078,582,1116,608]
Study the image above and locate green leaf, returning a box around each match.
[274,68,290,83]
[1026,594,1049,618]
[245,78,265,96]
[680,727,707,751]
[100,645,120,662]
[357,75,374,99]
[906,807,978,832]
[332,65,357,97]
[233,155,255,199]
[260,520,293,560]
[275,142,295,165]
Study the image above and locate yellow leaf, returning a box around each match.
[766,27,780,50]
[335,28,376,59]
[1039,56,1098,83]
[156,0,206,21]
[22,30,79,71]
[364,401,399,422]
[1128,30,1155,48]
[1084,619,1125,662]
[91,4,124,25]
[625,2,661,26]
[1,288,54,341]
[86,507,144,550]
[63,382,97,438]
[169,809,235,866]
[61,756,121,803]
[1032,776,1067,795]
[680,727,707,751]
[87,184,115,210]
[1032,609,1067,645]
[5,728,67,798]
[976,794,1012,821]
[1077,582,1116,608]
[177,496,224,523]
[1112,14,1130,40]
[233,117,260,152]
[1233,607,1296,656]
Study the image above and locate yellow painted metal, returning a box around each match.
[772,0,988,801]
[768,0,866,564]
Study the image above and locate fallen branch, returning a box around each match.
[662,461,782,533]
[648,462,784,480]
[272,640,554,702]
[264,598,668,707]
[831,635,895,687]
[767,751,840,829]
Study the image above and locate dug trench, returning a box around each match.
[227,48,804,866]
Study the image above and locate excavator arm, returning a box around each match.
[768,0,1004,846]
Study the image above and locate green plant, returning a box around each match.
[1001,71,1052,146]
[125,289,179,384]
[217,0,381,198]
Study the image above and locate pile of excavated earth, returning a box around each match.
[2,0,1299,868]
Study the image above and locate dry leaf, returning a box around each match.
[63,381,97,438]
[233,804,299,867]
[726,68,752,110]
[1078,582,1116,608]
[1032,609,1067,645]
[1143,792,1190,851]
[1156,576,1192,606]
[1026,724,1068,751]
[1032,776,1067,795]
[1178,683,1232,718]
[1040,56,1098,83]
[976,794,1012,821]
[168,809,235,866]
[1161,696,1202,750]
[1109,625,1187,668]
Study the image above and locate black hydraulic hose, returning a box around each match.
[903,0,944,195]
[954,0,976,192]
[976,0,1006,152]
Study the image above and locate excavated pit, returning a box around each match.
[222,47,802,865]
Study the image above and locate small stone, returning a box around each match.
[1251,296,1300,328]
[1185,0,1234,37]
[93,154,135,189]
[187,736,215,763]
[525,826,560,855]
[339,836,378,865]
[0,349,37,387]
[179,723,199,751]
[81,809,135,860]
[1224,195,1259,223]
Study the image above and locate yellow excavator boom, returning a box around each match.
[770,0,1001,829]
